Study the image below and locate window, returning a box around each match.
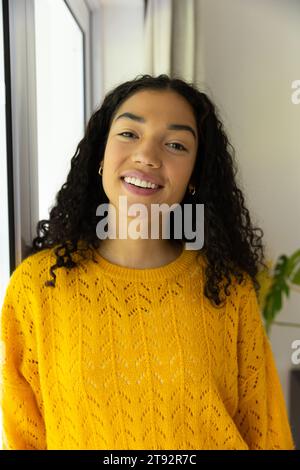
[6,0,91,265]
[34,0,86,221]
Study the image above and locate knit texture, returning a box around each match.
[0,245,296,450]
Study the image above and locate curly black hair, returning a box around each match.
[28,73,268,307]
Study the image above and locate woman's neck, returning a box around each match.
[97,239,184,269]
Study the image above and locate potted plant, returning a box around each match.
[256,249,300,334]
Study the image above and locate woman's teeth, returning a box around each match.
[123,176,159,189]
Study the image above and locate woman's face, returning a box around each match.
[101,89,198,214]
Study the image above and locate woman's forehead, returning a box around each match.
[114,89,196,125]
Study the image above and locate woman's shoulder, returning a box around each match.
[228,270,258,315]
[17,247,55,272]
[1,250,54,321]
[195,251,255,296]
[207,266,257,313]
[6,248,56,293]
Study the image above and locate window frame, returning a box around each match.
[7,0,92,267]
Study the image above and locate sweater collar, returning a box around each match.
[91,244,205,282]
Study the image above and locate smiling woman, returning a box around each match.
[96,87,199,265]
[1,74,295,450]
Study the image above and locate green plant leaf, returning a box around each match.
[262,249,300,333]
[263,291,279,325]
[281,282,290,298]
[273,288,282,312]
[286,249,300,277]
[273,255,288,280]
[291,267,300,285]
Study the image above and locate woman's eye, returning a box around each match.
[168,142,187,152]
[118,131,137,139]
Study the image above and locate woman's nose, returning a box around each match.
[131,140,162,168]
[132,156,161,168]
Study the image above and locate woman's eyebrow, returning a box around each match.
[114,112,197,141]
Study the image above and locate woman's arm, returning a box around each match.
[0,264,47,450]
[232,278,296,450]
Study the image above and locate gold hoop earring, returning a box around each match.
[99,165,103,176]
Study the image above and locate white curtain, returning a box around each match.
[144,0,196,81]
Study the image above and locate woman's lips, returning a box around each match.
[120,177,162,196]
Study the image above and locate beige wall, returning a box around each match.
[99,0,145,96]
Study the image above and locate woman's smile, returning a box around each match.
[120,176,163,196]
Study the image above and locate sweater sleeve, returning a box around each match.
[232,279,296,450]
[0,264,47,450]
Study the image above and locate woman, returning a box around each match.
[0,74,295,450]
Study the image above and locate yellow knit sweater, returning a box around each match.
[0,246,295,450]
